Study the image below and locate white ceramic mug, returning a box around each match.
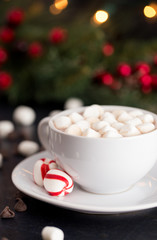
[38,106,157,194]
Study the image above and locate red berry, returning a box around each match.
[0,27,14,43]
[135,62,150,76]
[28,42,43,58]
[0,47,8,64]
[117,63,131,77]
[139,75,152,86]
[102,43,114,56]
[0,72,12,90]
[49,28,67,44]
[102,73,114,85]
[7,9,24,26]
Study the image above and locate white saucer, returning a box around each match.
[12,151,157,214]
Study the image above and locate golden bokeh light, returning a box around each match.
[54,0,68,10]
[143,5,156,18]
[49,4,62,15]
[93,10,109,24]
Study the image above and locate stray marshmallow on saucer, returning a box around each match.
[53,105,156,138]
[41,226,64,240]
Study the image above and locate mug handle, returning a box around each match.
[38,117,51,152]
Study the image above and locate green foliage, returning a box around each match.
[1,1,157,112]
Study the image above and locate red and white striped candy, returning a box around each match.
[44,169,74,197]
[33,158,57,187]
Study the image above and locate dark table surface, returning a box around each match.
[1,103,157,240]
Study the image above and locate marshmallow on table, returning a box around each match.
[69,112,83,123]
[139,114,154,123]
[120,124,140,137]
[44,169,74,196]
[64,97,83,110]
[129,110,143,117]
[17,140,39,156]
[0,153,3,168]
[117,111,132,122]
[0,120,14,138]
[54,116,71,130]
[102,130,122,138]
[13,106,36,126]
[65,124,81,136]
[34,158,57,186]
[76,120,90,132]
[41,226,64,240]
[137,123,155,134]
[82,128,100,138]
[101,112,116,124]
[92,121,109,131]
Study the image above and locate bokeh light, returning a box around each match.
[54,0,68,10]
[49,4,62,15]
[93,10,109,24]
[143,5,156,18]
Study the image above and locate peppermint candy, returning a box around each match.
[33,158,57,187]
[44,169,74,197]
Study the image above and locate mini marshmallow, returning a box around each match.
[69,112,83,123]
[102,130,122,138]
[99,125,117,135]
[83,106,100,118]
[91,104,104,117]
[64,97,83,110]
[129,110,143,117]
[125,117,142,126]
[49,110,61,117]
[120,124,140,137]
[92,121,109,131]
[0,120,14,138]
[13,106,36,126]
[112,109,126,118]
[41,226,64,240]
[137,123,155,134]
[117,112,132,122]
[76,120,90,132]
[65,124,81,136]
[44,169,74,196]
[17,140,39,156]
[139,114,154,123]
[0,153,3,168]
[111,122,124,131]
[101,112,116,124]
[34,158,57,186]
[82,128,100,138]
[86,117,99,125]
[54,116,71,130]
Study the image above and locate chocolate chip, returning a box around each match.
[14,198,27,212]
[0,206,15,218]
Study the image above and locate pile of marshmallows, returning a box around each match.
[33,158,74,197]
[53,105,156,138]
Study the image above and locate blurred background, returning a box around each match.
[1,0,157,110]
